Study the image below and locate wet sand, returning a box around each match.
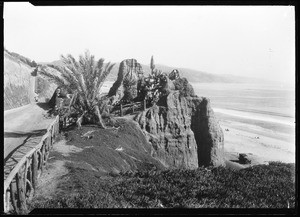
[215,109,295,165]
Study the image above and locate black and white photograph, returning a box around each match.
[3,2,296,214]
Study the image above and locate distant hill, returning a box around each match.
[143,63,268,84]
[41,59,266,84]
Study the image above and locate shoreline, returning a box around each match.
[214,110,295,165]
[213,108,294,127]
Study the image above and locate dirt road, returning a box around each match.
[4,103,55,160]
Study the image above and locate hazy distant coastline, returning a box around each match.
[42,59,284,85]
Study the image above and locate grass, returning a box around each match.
[29,161,295,209]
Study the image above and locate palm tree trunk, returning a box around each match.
[95,105,107,129]
[76,112,85,129]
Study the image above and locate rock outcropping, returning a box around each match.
[134,69,225,168]
[188,96,225,167]
[108,59,144,101]
[134,91,199,169]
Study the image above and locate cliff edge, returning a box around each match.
[134,70,225,168]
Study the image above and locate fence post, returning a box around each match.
[120,104,123,116]
[132,103,135,113]
[143,99,146,111]
[32,152,38,189]
[16,171,27,214]
[40,146,45,173]
[10,181,18,212]
[51,125,54,145]
[4,188,9,213]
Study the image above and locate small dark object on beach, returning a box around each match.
[225,128,229,131]
[239,153,251,164]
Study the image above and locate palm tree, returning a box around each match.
[38,50,115,129]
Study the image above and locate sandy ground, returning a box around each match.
[214,109,295,165]
[33,159,69,200]
[32,139,77,200]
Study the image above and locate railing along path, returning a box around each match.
[3,100,147,214]
[3,115,60,214]
[113,99,147,116]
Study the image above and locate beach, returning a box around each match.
[217,110,295,164]
[192,82,295,165]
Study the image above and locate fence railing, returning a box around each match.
[3,115,60,214]
[113,99,147,116]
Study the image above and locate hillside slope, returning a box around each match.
[141,63,267,83]
[4,50,36,110]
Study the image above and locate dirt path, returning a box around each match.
[4,103,55,160]
[29,139,84,202]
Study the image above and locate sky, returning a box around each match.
[4,3,295,84]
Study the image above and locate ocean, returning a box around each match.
[191,82,295,162]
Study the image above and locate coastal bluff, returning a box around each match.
[133,67,225,169]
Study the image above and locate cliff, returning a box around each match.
[134,91,198,169]
[134,71,225,168]
[4,50,58,110]
[4,50,34,110]
[34,67,58,103]
[188,96,225,167]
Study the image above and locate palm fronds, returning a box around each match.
[37,50,115,128]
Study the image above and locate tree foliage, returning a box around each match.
[38,50,115,128]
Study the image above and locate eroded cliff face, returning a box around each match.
[134,91,198,169]
[188,96,225,167]
[134,69,225,169]
[35,67,58,103]
[4,50,59,110]
[4,51,34,110]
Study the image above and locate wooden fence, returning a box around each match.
[3,115,60,214]
[114,99,147,116]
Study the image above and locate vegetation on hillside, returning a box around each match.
[38,50,115,129]
[29,162,295,209]
[4,48,37,67]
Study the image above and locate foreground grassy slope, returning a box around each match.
[29,161,295,209]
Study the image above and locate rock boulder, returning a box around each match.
[108,59,144,102]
